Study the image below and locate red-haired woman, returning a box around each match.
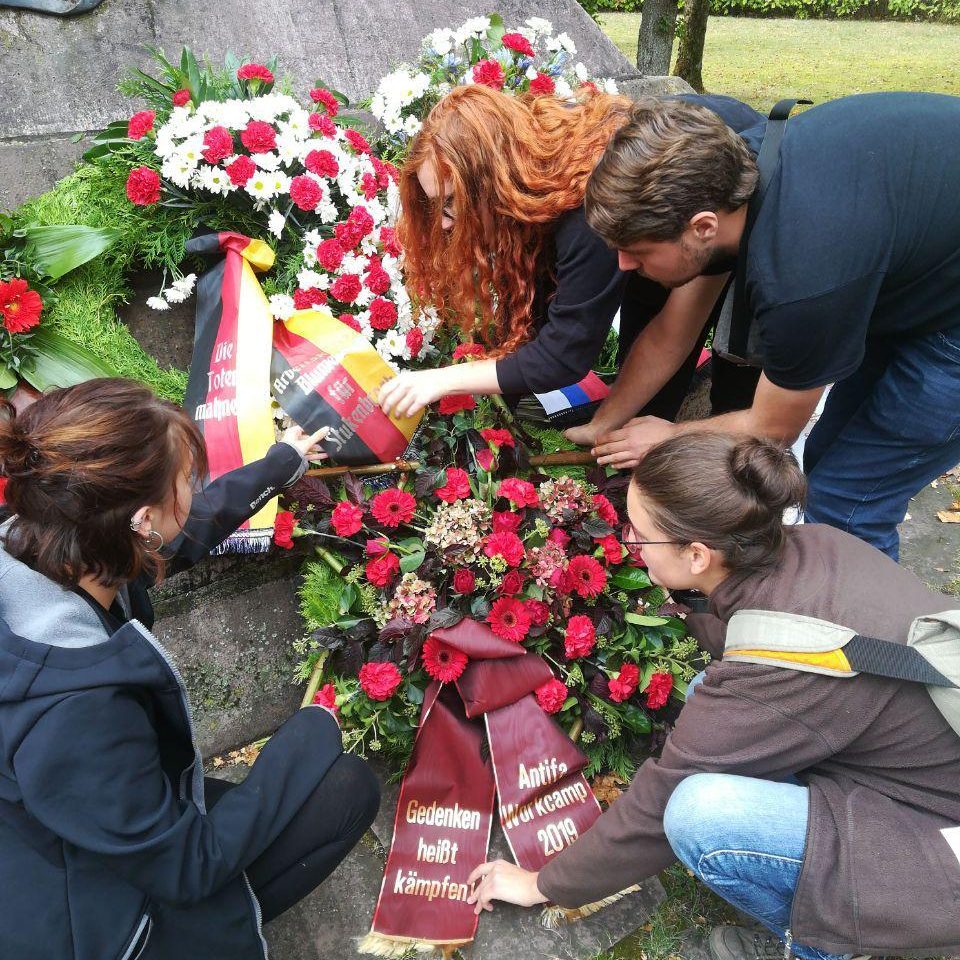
[378,85,762,423]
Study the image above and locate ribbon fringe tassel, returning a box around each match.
[357,932,466,958]
[539,885,641,930]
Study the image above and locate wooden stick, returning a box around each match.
[529,450,597,467]
[305,459,420,477]
[300,650,330,708]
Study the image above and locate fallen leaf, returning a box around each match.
[937,510,960,524]
[591,773,626,806]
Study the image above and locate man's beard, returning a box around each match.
[660,238,737,288]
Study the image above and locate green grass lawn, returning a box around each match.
[600,14,960,111]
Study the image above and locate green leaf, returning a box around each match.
[399,547,426,573]
[487,13,506,45]
[610,567,653,591]
[624,612,669,627]
[19,327,119,391]
[23,225,120,280]
[405,681,424,705]
[128,67,175,99]
[0,364,17,390]
[337,583,358,616]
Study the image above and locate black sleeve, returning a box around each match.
[756,272,885,390]
[167,442,306,573]
[495,207,627,395]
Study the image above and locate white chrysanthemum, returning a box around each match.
[268,209,286,238]
[253,151,281,171]
[402,114,422,137]
[557,32,576,53]
[275,132,303,166]
[357,312,375,340]
[247,93,296,123]
[355,287,375,308]
[170,273,197,299]
[195,164,234,196]
[574,62,590,83]
[166,106,196,138]
[318,200,340,224]
[269,294,296,321]
[162,156,195,189]
[428,28,454,55]
[601,78,619,95]
[174,136,204,169]
[359,237,379,258]
[297,268,328,290]
[146,295,170,311]
[525,65,539,81]
[280,107,311,137]
[525,16,553,35]
[381,329,408,359]
[154,127,178,160]
[246,171,280,201]
[268,171,291,195]
[218,99,252,129]
[555,78,574,100]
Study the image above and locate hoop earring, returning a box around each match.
[144,530,165,552]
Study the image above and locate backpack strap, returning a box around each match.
[725,609,957,688]
[727,98,812,360]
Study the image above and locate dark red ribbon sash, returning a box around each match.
[366,619,602,950]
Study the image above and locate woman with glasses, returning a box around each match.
[466,432,960,960]
[377,85,762,423]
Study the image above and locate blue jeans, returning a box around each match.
[803,324,960,560]
[663,773,842,960]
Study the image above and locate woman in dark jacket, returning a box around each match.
[467,433,960,960]
[0,378,380,960]
[377,85,761,422]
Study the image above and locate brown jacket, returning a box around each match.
[537,524,960,955]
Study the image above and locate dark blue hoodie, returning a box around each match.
[0,443,344,960]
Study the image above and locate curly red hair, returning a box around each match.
[397,85,633,357]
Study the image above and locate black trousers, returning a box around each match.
[619,273,761,420]
[205,751,380,923]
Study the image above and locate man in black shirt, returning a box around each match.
[574,92,960,559]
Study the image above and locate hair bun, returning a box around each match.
[729,437,806,513]
[0,401,38,478]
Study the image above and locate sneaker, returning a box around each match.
[708,925,788,960]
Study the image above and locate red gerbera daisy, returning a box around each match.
[0,279,43,334]
[370,488,417,528]
[487,597,532,643]
[567,555,607,599]
[421,635,468,683]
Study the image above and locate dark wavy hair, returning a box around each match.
[0,378,207,588]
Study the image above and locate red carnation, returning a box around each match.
[492,511,522,534]
[406,327,425,358]
[476,449,495,472]
[608,663,640,703]
[364,264,391,295]
[127,110,155,141]
[438,394,476,415]
[309,87,340,116]
[453,342,485,361]
[359,661,403,701]
[172,88,191,107]
[330,274,362,304]
[472,59,505,90]
[237,63,274,84]
[483,531,525,568]
[336,206,375,249]
[435,467,471,504]
[487,596,532,643]
[379,225,402,257]
[567,555,607,599]
[339,313,361,332]
[309,112,337,136]
[315,238,345,271]
[312,682,338,715]
[501,32,536,57]
[331,501,364,537]
[366,551,400,587]
[548,527,571,548]
[496,477,539,508]
[201,125,234,164]
[592,493,619,527]
[345,129,371,154]
[529,73,556,96]
[226,154,257,186]
[372,157,398,188]
[597,534,624,566]
[240,120,277,154]
[125,166,161,206]
[368,297,398,331]
[370,488,417,528]
[273,510,296,550]
[361,172,379,200]
[525,599,551,627]
[535,677,568,714]
[290,174,324,211]
[0,279,43,335]
[293,287,327,310]
[453,568,476,594]
[645,671,674,709]
[480,428,514,449]
[421,635,468,683]
[499,569,525,596]
[305,148,339,179]
[564,615,596,659]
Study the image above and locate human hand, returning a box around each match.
[591,416,676,468]
[467,860,547,915]
[280,424,331,461]
[377,368,449,418]
[564,419,615,448]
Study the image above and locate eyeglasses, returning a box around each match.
[620,522,685,548]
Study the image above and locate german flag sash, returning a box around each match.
[271,308,422,465]
[184,232,278,553]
